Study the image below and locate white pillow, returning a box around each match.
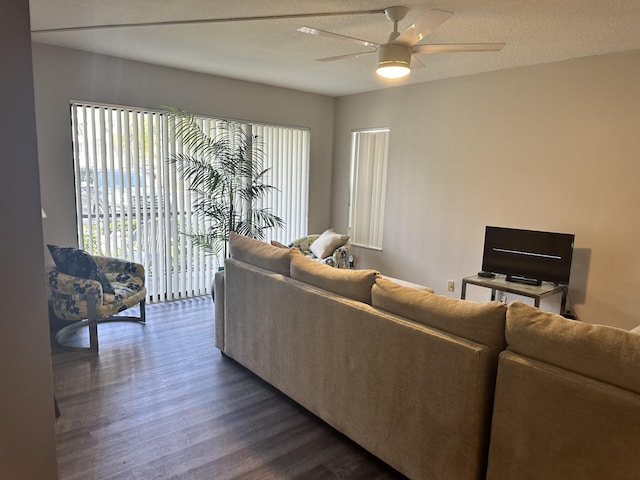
[309,229,349,259]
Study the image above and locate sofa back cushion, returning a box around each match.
[290,250,379,304]
[229,232,292,276]
[506,301,640,393]
[372,277,506,349]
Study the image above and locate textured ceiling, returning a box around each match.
[29,0,640,97]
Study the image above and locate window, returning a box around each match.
[348,128,389,250]
[71,102,309,301]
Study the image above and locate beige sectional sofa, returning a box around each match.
[214,233,640,480]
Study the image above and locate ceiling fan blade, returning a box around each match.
[315,51,377,62]
[412,43,506,54]
[410,55,426,68]
[298,26,379,48]
[393,9,454,46]
[32,8,385,34]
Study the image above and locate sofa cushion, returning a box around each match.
[506,301,640,394]
[229,232,292,276]
[47,244,115,294]
[371,277,506,349]
[290,250,379,304]
[309,229,349,259]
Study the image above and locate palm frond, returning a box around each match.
[166,106,285,257]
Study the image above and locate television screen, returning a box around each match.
[481,226,575,285]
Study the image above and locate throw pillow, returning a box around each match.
[309,229,349,259]
[47,244,115,294]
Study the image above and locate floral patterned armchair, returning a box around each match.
[290,233,351,269]
[47,250,147,353]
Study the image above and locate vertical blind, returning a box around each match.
[348,128,389,249]
[71,102,310,301]
[253,123,309,245]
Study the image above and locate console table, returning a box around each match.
[461,275,567,314]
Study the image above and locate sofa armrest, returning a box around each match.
[214,270,226,352]
[330,242,351,269]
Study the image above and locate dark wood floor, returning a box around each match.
[51,296,406,480]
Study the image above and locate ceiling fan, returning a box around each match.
[297,6,505,79]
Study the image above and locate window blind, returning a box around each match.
[348,128,389,250]
[71,102,310,301]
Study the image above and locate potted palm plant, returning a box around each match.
[167,107,284,265]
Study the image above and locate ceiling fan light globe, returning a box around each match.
[376,64,410,79]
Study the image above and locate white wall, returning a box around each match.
[332,50,640,330]
[0,1,58,478]
[32,43,335,251]
[30,42,640,329]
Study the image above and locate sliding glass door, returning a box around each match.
[71,102,309,301]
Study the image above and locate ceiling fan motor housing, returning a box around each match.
[377,43,411,68]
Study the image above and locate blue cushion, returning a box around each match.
[47,244,115,294]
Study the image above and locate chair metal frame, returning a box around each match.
[55,294,146,354]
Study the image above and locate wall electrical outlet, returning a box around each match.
[447,280,455,292]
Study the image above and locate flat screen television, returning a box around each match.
[481,226,575,285]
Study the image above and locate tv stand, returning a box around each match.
[506,275,542,286]
[461,274,567,314]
